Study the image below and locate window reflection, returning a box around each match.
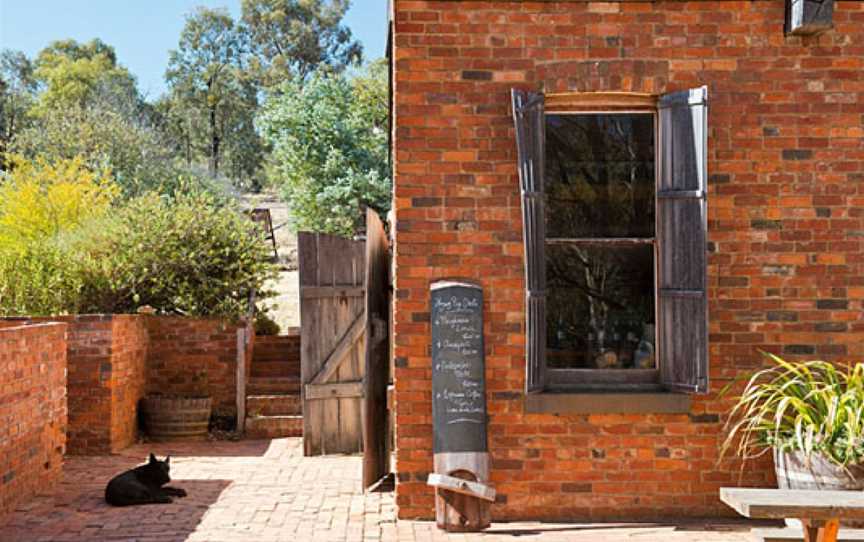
[545,114,655,239]
[545,227,656,368]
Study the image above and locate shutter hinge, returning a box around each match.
[514,93,544,114]
[659,289,704,299]
[657,190,705,199]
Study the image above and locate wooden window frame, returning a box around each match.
[544,105,661,392]
[513,87,709,407]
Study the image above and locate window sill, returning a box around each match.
[524,390,691,415]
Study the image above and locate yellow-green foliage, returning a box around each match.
[0,154,118,252]
[32,38,137,113]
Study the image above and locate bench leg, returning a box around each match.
[801,518,839,542]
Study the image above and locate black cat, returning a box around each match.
[105,453,187,506]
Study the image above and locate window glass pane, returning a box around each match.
[545,114,655,239]
[546,244,655,369]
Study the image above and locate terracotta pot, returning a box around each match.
[141,395,212,442]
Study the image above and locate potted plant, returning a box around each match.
[141,367,212,441]
[722,352,864,491]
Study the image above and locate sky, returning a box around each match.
[0,0,389,100]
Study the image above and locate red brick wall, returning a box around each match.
[145,316,245,417]
[392,0,864,520]
[0,322,67,518]
[109,316,148,452]
[23,315,149,455]
[57,315,149,454]
[1,315,245,456]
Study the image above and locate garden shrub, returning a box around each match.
[11,105,231,199]
[0,188,277,319]
[254,311,281,336]
[0,243,83,316]
[0,154,118,252]
[86,191,277,318]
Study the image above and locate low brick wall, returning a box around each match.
[41,315,148,455]
[145,316,247,418]
[1,314,247,456]
[0,322,67,518]
[109,316,148,452]
[8,316,148,455]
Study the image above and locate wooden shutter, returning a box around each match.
[512,89,546,394]
[657,86,709,394]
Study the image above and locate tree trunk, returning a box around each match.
[209,104,220,177]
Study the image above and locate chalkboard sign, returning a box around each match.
[431,281,487,454]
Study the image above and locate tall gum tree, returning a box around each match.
[166,8,247,178]
[241,0,363,87]
[33,39,139,115]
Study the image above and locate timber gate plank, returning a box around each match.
[299,231,366,455]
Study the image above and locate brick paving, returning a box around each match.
[0,438,765,542]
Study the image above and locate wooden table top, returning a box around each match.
[720,488,864,520]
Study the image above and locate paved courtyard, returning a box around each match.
[0,438,768,542]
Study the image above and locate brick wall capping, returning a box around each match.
[545,91,658,113]
[0,320,67,332]
[525,391,691,414]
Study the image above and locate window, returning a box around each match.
[512,88,709,395]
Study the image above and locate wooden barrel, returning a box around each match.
[775,449,864,490]
[142,396,212,441]
[775,450,864,528]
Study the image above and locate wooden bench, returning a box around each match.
[721,488,864,542]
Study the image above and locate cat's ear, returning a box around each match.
[164,456,170,465]
[149,453,157,464]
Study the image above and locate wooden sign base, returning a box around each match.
[428,280,494,532]
[430,452,493,532]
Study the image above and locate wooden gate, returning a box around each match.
[299,209,392,464]
[363,209,391,488]
[299,231,366,455]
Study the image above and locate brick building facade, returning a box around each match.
[391,0,864,521]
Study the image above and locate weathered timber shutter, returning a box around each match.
[512,89,546,394]
[657,86,709,394]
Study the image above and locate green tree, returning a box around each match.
[241,0,363,86]
[33,39,139,114]
[257,63,390,235]
[0,50,38,161]
[151,92,205,171]
[12,103,226,198]
[166,7,259,181]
